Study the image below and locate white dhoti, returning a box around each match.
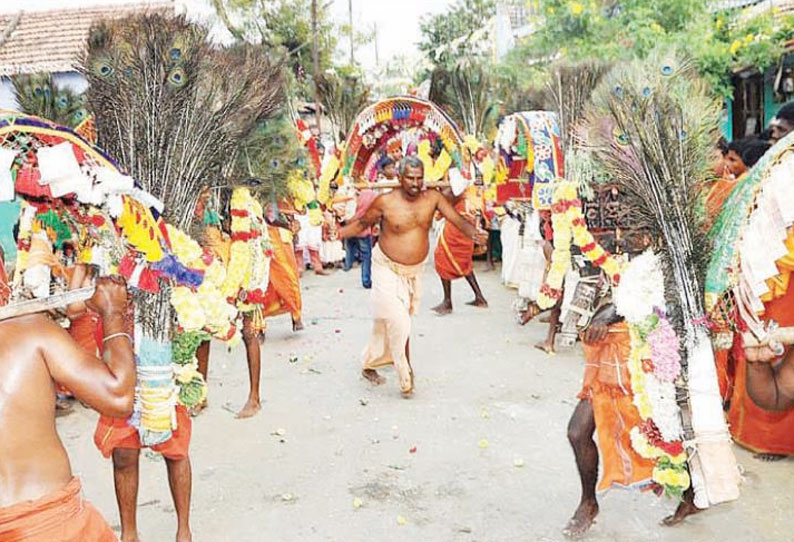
[362,244,423,393]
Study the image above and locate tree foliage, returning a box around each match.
[211,0,337,98]
[418,0,496,71]
[317,65,371,142]
[515,0,794,98]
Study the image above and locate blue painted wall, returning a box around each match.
[0,200,20,264]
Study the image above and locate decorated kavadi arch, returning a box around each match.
[320,96,474,197]
[494,111,564,209]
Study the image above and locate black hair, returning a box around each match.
[716,136,729,154]
[380,157,395,169]
[776,101,794,124]
[727,136,771,169]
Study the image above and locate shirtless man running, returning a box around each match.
[0,275,134,541]
[340,156,487,396]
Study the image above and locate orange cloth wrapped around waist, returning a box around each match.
[0,477,117,542]
[727,279,794,454]
[434,202,475,281]
[579,322,655,492]
[262,225,302,319]
[94,406,192,460]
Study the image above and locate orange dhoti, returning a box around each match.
[262,226,302,320]
[434,217,475,280]
[727,274,794,455]
[579,322,655,492]
[0,478,117,542]
[94,406,192,460]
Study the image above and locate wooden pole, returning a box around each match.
[311,0,323,136]
[348,0,355,65]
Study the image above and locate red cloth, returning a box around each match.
[579,322,655,491]
[726,280,794,454]
[353,189,377,238]
[0,477,117,542]
[262,226,302,319]
[94,406,192,460]
[433,199,474,280]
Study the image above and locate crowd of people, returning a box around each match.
[4,46,794,542]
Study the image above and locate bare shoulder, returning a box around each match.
[0,314,58,373]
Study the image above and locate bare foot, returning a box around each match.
[754,453,786,462]
[362,369,386,386]
[431,301,453,315]
[466,298,488,308]
[315,270,330,276]
[292,319,305,332]
[176,528,193,542]
[535,341,555,354]
[235,398,262,419]
[120,533,140,542]
[519,303,541,325]
[539,314,551,324]
[661,499,701,526]
[563,501,599,538]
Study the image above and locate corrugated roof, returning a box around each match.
[0,1,174,76]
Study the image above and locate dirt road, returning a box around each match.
[59,263,794,541]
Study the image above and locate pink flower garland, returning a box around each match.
[647,317,682,383]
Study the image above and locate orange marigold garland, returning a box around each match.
[537,181,623,310]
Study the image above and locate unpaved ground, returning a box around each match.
[59,262,794,542]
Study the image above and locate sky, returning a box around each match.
[0,0,453,69]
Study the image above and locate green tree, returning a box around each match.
[513,0,794,99]
[211,0,337,98]
[418,0,496,71]
[419,0,497,137]
[317,65,371,142]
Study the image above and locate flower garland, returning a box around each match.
[537,181,623,309]
[220,188,272,312]
[616,250,689,498]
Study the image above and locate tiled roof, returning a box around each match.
[0,2,174,76]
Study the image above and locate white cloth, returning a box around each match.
[295,214,322,250]
[362,244,424,394]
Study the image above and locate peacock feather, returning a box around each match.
[79,13,284,338]
[11,73,90,129]
[582,47,738,507]
[584,48,718,327]
[79,14,285,232]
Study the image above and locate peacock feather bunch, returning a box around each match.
[584,49,717,327]
[80,13,284,232]
[544,60,610,153]
[582,47,739,507]
[80,13,284,340]
[234,112,308,203]
[11,73,90,129]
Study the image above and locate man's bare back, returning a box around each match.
[0,276,134,507]
[340,160,486,264]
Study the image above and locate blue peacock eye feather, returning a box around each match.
[170,47,182,61]
[661,65,673,77]
[614,86,624,99]
[57,95,69,108]
[167,67,186,88]
[612,126,629,147]
[642,87,651,98]
[33,85,43,96]
[95,62,114,78]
